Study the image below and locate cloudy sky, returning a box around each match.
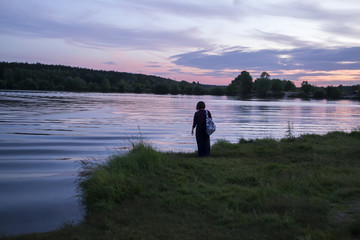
[1,0,360,86]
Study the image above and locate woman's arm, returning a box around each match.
[191,112,197,135]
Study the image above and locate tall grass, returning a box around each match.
[79,143,166,214]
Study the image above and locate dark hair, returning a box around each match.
[196,101,206,110]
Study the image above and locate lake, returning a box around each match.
[1,90,360,236]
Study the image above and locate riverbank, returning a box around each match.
[3,131,360,240]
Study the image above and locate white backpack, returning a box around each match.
[205,110,216,135]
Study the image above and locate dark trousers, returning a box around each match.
[196,131,210,157]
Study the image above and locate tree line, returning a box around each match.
[297,81,359,100]
[1,62,359,99]
[0,62,224,95]
[227,70,360,100]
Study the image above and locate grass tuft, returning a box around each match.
[79,143,166,215]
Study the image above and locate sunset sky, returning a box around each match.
[1,0,360,86]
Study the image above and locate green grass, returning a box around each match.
[3,131,360,240]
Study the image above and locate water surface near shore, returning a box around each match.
[1,90,359,236]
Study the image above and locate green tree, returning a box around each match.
[116,80,126,93]
[184,85,193,95]
[326,86,341,99]
[193,85,208,95]
[313,87,325,99]
[169,85,179,95]
[54,85,64,91]
[153,83,169,94]
[226,84,237,96]
[74,77,87,91]
[3,69,15,89]
[65,76,87,91]
[18,78,38,90]
[88,82,100,92]
[254,78,271,96]
[270,79,284,94]
[178,81,188,94]
[38,79,53,90]
[260,71,270,79]
[100,77,111,92]
[229,71,253,96]
[210,87,225,96]
[284,80,296,91]
[3,68,14,82]
[133,83,144,93]
[239,71,253,96]
[0,79,6,89]
[300,81,313,95]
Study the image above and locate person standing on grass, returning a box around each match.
[191,101,212,157]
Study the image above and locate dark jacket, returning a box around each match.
[193,109,212,134]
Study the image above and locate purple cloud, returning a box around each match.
[171,47,360,73]
[0,2,210,50]
[145,65,162,68]
[103,61,117,65]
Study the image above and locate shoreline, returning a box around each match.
[1,88,359,102]
[3,130,360,240]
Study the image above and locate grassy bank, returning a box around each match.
[3,131,360,240]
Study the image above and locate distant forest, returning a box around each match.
[0,62,359,99]
[0,62,223,95]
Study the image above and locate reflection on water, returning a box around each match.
[1,90,360,236]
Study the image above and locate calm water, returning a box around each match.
[1,90,360,235]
